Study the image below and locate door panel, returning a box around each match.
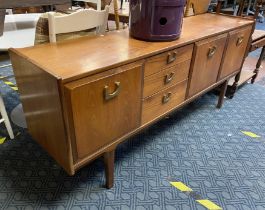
[219,26,252,80]
[188,33,227,98]
[65,64,142,160]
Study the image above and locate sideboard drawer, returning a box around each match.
[144,44,193,77]
[218,26,252,80]
[64,63,142,160]
[142,80,187,124]
[143,59,191,98]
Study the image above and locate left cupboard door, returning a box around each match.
[64,63,143,161]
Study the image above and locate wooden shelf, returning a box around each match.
[221,7,235,15]
[228,70,255,86]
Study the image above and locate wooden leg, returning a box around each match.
[103,150,115,189]
[120,0,124,9]
[251,46,265,84]
[113,0,120,30]
[0,9,5,37]
[217,80,228,109]
[226,72,240,99]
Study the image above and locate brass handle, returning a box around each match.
[162,92,172,104]
[165,72,175,84]
[237,36,244,46]
[104,82,121,101]
[208,46,217,58]
[167,51,177,64]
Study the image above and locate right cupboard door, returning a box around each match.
[218,26,252,80]
[188,34,227,98]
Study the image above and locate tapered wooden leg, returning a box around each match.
[103,150,115,189]
[217,80,228,109]
[251,46,265,84]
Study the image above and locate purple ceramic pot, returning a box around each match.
[129,0,186,41]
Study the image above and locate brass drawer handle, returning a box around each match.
[237,36,244,46]
[104,82,121,101]
[167,51,177,64]
[162,92,172,104]
[165,72,175,84]
[208,46,217,58]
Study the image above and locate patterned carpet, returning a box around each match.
[257,76,265,86]
[0,54,265,209]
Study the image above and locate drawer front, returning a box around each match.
[219,26,252,80]
[142,80,187,124]
[188,33,227,98]
[65,63,142,160]
[143,59,191,98]
[144,44,193,77]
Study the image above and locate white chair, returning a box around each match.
[48,6,109,43]
[0,94,14,139]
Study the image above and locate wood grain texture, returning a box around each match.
[142,80,187,124]
[144,45,193,77]
[9,14,254,83]
[143,60,191,98]
[9,51,74,175]
[0,0,70,8]
[219,26,252,80]
[188,33,228,97]
[64,63,142,161]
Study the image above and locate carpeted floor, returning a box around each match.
[0,54,265,209]
[257,76,265,86]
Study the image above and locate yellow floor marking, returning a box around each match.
[196,200,222,210]
[0,75,18,91]
[11,87,18,91]
[4,81,13,85]
[241,131,261,138]
[0,137,7,144]
[170,182,193,192]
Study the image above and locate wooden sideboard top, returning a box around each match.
[10,13,254,83]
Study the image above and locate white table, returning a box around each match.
[1,14,41,128]
[0,14,41,51]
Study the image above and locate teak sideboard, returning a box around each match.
[10,13,254,189]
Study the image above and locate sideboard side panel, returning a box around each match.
[9,50,74,175]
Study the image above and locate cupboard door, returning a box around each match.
[219,26,252,80]
[65,63,142,160]
[188,34,227,98]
